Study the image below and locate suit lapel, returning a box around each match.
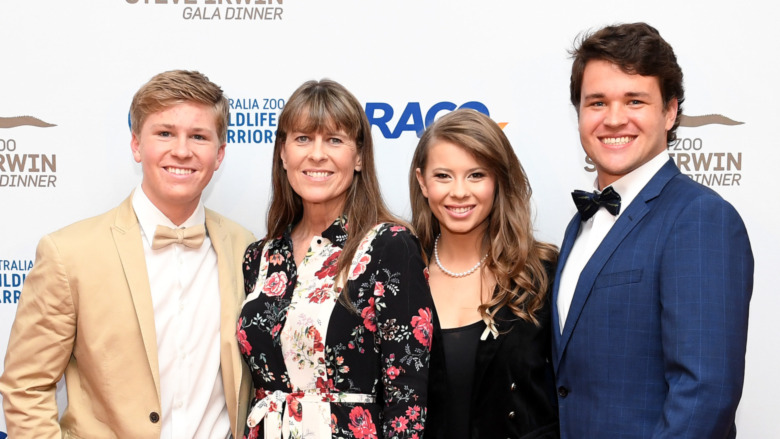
[472,305,510,394]
[111,193,161,397]
[205,210,244,432]
[556,159,680,367]
[552,215,582,357]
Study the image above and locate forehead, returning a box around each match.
[142,101,219,130]
[426,139,486,168]
[581,59,662,98]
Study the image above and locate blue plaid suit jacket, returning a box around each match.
[552,159,753,439]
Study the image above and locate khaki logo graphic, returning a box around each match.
[0,116,56,129]
[679,114,743,127]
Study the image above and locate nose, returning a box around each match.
[171,136,194,158]
[604,103,627,127]
[307,135,326,162]
[450,178,470,198]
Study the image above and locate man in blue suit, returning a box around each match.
[553,23,753,438]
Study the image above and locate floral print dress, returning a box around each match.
[238,218,433,439]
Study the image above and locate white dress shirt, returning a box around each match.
[557,151,670,333]
[132,186,230,439]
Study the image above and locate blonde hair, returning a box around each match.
[130,70,229,144]
[409,109,558,325]
[267,79,407,309]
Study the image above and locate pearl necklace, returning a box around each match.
[433,234,488,278]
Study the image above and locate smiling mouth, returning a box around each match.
[304,171,333,178]
[447,206,474,214]
[165,167,194,175]
[600,136,635,146]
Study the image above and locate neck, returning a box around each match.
[437,226,488,267]
[295,203,344,239]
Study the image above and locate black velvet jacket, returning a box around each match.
[426,280,559,439]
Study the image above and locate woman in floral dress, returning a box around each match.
[238,79,434,439]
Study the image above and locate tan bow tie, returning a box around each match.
[151,224,206,250]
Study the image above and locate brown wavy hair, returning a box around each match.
[266,79,405,308]
[569,22,685,144]
[409,109,558,325]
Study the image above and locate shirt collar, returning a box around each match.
[132,184,206,245]
[596,150,669,219]
[283,215,349,248]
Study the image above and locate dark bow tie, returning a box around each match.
[571,186,621,221]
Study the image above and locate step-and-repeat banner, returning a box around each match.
[2,1,777,436]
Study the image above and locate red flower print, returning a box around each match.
[331,414,338,434]
[373,282,385,297]
[390,416,409,432]
[411,308,433,348]
[271,323,282,339]
[268,252,284,265]
[263,271,288,297]
[287,397,303,422]
[307,326,325,352]
[245,425,259,439]
[236,318,251,355]
[307,284,333,303]
[389,225,406,235]
[315,251,342,279]
[412,433,419,439]
[348,406,378,439]
[350,254,371,279]
[386,365,401,380]
[361,298,377,332]
[406,405,421,421]
[316,376,336,392]
[423,267,430,282]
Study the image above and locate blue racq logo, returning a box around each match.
[365,101,495,139]
[1,430,8,438]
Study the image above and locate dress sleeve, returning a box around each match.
[369,226,434,439]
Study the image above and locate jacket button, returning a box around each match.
[508,411,516,419]
[510,382,517,391]
[150,412,160,423]
[558,386,569,398]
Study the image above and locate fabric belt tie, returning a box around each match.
[247,389,376,439]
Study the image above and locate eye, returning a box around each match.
[328,136,344,145]
[469,171,486,179]
[193,134,207,141]
[629,99,643,105]
[158,131,172,137]
[433,173,451,180]
[295,135,309,143]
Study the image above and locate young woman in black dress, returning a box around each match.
[410,109,559,438]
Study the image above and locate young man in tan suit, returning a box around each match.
[0,70,255,438]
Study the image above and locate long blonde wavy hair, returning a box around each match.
[409,109,558,325]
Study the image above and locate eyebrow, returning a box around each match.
[583,91,652,100]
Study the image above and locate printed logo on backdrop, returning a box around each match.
[1,430,7,438]
[584,113,745,188]
[228,97,283,145]
[125,0,285,22]
[366,101,507,139]
[1,259,32,305]
[0,116,57,189]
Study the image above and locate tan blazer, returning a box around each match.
[0,194,255,439]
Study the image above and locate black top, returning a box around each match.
[426,264,560,439]
[441,320,485,439]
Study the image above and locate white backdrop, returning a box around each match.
[1,1,777,437]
